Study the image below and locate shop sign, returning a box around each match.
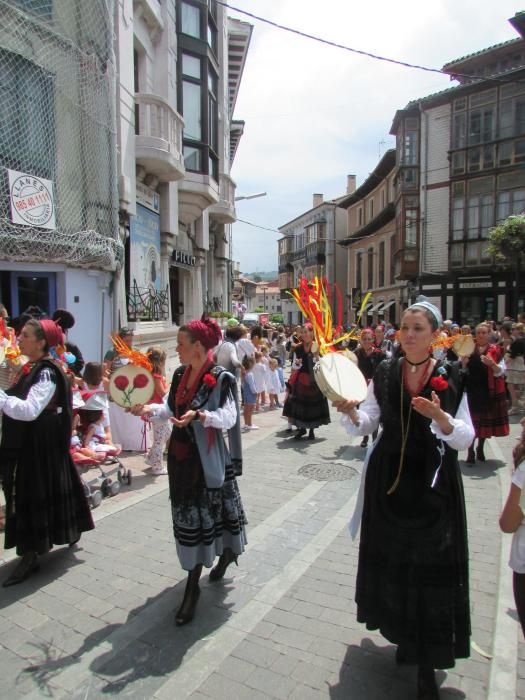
[459,282,491,289]
[130,204,161,291]
[8,169,56,229]
[172,249,196,267]
[136,182,160,212]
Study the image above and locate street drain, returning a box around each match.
[298,462,358,482]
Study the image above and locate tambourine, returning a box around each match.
[314,352,368,403]
[452,335,475,358]
[109,364,154,407]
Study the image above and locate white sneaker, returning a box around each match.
[248,425,260,430]
[151,467,168,475]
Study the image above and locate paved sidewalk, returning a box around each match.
[0,404,522,699]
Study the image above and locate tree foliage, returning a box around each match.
[488,215,525,263]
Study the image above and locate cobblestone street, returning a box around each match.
[0,406,522,699]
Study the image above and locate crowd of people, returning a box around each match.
[1,300,525,698]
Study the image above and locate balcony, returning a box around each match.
[135,93,185,182]
[292,248,306,262]
[305,239,326,266]
[178,173,220,225]
[208,174,237,223]
[279,271,294,296]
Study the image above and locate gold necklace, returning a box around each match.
[386,358,412,496]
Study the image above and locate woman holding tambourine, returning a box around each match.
[282,323,330,440]
[334,300,474,700]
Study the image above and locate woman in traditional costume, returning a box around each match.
[354,328,386,448]
[463,322,509,464]
[335,301,474,700]
[131,317,246,625]
[0,319,94,586]
[282,323,330,440]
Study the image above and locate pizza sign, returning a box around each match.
[8,169,56,230]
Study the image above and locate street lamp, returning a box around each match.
[262,285,268,312]
[234,192,267,202]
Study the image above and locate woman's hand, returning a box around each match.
[411,391,452,434]
[170,409,202,428]
[128,403,150,416]
[333,399,361,424]
[480,354,497,368]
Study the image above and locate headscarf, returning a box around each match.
[186,316,222,350]
[407,296,443,330]
[39,319,65,349]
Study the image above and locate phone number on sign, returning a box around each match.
[14,191,51,211]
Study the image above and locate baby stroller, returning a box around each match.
[71,389,132,508]
[72,447,132,508]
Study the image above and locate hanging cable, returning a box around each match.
[220,1,525,86]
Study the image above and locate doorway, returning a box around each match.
[457,294,495,327]
[169,267,181,325]
[9,272,56,317]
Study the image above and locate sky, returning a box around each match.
[228,0,524,274]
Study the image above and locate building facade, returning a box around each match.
[278,188,352,326]
[390,11,525,325]
[254,281,281,316]
[0,0,122,361]
[338,151,401,325]
[115,0,251,370]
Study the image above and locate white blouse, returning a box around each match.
[340,378,474,452]
[0,368,56,422]
[150,395,237,430]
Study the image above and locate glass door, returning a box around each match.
[10,272,56,317]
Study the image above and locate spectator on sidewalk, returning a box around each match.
[144,347,171,475]
[129,317,246,626]
[335,299,474,699]
[500,416,525,637]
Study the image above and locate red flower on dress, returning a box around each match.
[114,375,129,391]
[21,362,32,375]
[133,373,149,389]
[430,376,448,392]
[203,373,217,388]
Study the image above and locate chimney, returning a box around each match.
[346,175,356,194]
[313,193,323,207]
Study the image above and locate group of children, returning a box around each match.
[70,347,170,476]
[241,346,285,432]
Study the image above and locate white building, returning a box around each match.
[116,0,252,370]
[277,189,352,325]
[0,0,121,361]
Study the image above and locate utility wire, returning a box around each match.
[236,217,281,233]
[220,1,525,86]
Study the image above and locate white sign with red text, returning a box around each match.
[8,169,56,230]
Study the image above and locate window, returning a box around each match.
[405,209,417,260]
[182,80,202,141]
[467,194,493,239]
[178,7,221,178]
[380,188,385,209]
[453,113,466,149]
[181,2,201,38]
[358,207,363,227]
[452,151,466,175]
[356,252,362,289]
[402,131,418,165]
[369,199,374,220]
[497,189,525,221]
[378,241,385,288]
[499,97,525,139]
[0,49,54,178]
[367,248,374,289]
[390,235,396,284]
[468,106,495,145]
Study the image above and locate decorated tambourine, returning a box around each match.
[314,352,367,403]
[109,364,154,407]
[451,334,475,358]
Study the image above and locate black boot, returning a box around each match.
[294,428,307,440]
[3,552,39,587]
[476,438,486,462]
[307,429,315,440]
[175,565,202,626]
[466,445,476,465]
[417,664,439,700]
[209,547,238,581]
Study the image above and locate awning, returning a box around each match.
[378,300,396,314]
[366,302,384,314]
